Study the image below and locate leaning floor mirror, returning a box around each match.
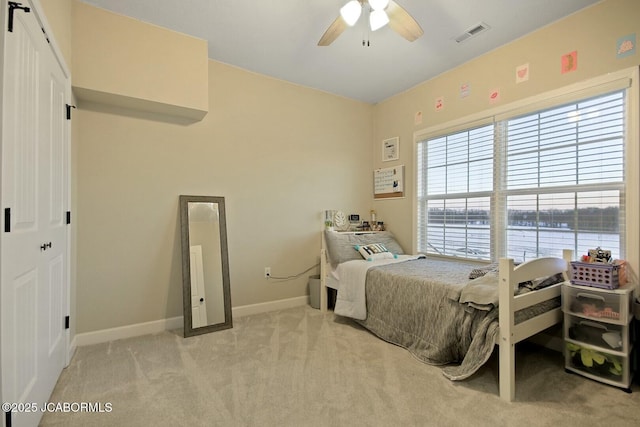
[180,195,233,337]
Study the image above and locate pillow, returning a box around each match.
[324,230,405,267]
[468,262,499,279]
[519,272,565,291]
[372,231,405,255]
[355,243,398,261]
[469,261,561,291]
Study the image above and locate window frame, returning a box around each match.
[412,67,639,276]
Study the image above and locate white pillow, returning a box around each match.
[355,243,397,261]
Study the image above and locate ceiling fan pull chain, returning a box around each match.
[362,22,371,47]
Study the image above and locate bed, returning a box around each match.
[319,230,572,402]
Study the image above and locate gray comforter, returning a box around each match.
[354,258,501,381]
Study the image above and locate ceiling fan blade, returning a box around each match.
[318,15,348,46]
[387,0,424,42]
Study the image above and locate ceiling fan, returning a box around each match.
[318,0,423,46]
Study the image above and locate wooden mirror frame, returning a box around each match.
[180,195,233,337]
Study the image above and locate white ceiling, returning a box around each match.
[79,0,601,104]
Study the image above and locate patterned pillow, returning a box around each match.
[355,243,397,261]
[469,261,562,291]
[520,273,565,291]
[468,262,499,279]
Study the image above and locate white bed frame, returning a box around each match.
[319,232,572,402]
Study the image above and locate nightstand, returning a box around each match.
[562,282,637,391]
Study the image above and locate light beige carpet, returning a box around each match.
[41,306,639,426]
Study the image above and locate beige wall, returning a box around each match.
[75,61,373,333]
[40,0,73,68]
[372,0,640,253]
[39,0,639,335]
[71,1,208,120]
[41,0,372,334]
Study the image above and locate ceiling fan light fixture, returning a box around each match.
[318,0,422,46]
[369,9,389,31]
[340,0,362,26]
[368,0,389,11]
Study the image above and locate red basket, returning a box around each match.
[569,260,626,289]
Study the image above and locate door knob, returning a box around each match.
[200,298,204,302]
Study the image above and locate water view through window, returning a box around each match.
[417,91,625,262]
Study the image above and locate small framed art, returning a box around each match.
[382,137,399,162]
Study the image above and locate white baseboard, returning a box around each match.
[73,296,309,347]
[67,335,77,365]
[75,316,183,347]
[232,295,308,318]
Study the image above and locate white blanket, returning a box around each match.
[334,255,424,320]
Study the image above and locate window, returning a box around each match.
[416,77,632,263]
[417,124,494,259]
[502,92,625,262]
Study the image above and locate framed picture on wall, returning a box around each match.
[382,137,399,162]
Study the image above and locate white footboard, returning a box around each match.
[497,249,573,402]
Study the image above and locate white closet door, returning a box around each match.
[1,1,69,426]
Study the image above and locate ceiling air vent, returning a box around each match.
[454,22,490,43]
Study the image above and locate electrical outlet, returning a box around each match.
[264,267,271,279]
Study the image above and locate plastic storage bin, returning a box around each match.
[565,314,630,352]
[565,342,634,389]
[570,260,626,289]
[562,283,633,324]
[563,282,637,391]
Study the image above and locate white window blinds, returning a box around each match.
[416,89,626,262]
[502,91,625,262]
[417,124,494,259]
